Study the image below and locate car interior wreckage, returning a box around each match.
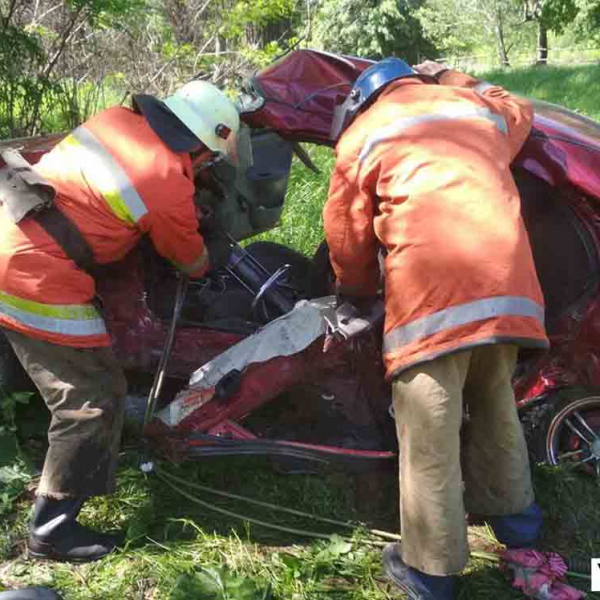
[1,49,600,478]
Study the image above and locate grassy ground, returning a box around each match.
[2,63,600,599]
[483,63,600,121]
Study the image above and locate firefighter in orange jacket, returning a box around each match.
[0,81,238,562]
[324,58,549,599]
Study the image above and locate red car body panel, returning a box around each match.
[3,49,600,461]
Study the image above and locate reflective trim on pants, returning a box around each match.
[392,344,534,575]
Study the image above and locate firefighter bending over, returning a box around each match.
[324,58,549,599]
[0,81,238,562]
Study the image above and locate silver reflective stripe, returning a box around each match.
[473,81,495,94]
[359,106,508,163]
[71,127,148,223]
[0,298,107,337]
[383,296,544,353]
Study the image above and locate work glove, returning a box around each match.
[412,60,449,81]
[204,231,232,271]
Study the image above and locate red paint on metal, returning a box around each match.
[206,420,257,440]
[4,50,600,457]
[175,338,349,433]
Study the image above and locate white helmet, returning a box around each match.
[164,80,240,163]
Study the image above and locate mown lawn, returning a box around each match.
[2,63,600,599]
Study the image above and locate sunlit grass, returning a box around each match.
[254,145,335,258]
[482,63,600,121]
[2,455,599,598]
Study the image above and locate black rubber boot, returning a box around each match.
[0,588,62,599]
[28,496,122,562]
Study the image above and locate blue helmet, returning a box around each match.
[331,57,430,141]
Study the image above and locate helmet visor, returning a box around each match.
[330,93,359,142]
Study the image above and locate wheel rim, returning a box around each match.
[546,396,600,477]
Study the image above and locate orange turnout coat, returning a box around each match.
[323,69,549,380]
[0,107,209,347]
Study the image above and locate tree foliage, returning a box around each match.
[524,0,578,33]
[417,0,482,56]
[571,0,600,42]
[418,0,580,65]
[313,0,436,63]
[0,0,598,138]
[0,0,147,136]
[520,0,579,64]
[0,0,301,137]
[418,0,534,64]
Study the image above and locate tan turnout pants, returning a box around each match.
[392,344,535,576]
[3,328,127,499]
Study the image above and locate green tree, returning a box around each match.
[522,0,579,63]
[418,0,535,67]
[313,0,436,63]
[0,0,145,137]
[0,0,296,137]
[115,0,299,95]
[570,0,600,43]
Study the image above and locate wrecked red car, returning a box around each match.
[2,49,600,477]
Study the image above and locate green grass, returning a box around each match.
[479,63,600,121]
[2,63,600,598]
[253,145,335,258]
[2,447,599,598]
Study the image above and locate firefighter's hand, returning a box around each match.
[204,231,232,271]
[413,60,448,78]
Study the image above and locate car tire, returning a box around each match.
[524,387,600,477]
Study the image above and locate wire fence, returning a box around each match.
[440,46,600,73]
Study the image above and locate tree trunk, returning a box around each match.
[491,7,510,67]
[536,22,548,65]
[495,23,511,67]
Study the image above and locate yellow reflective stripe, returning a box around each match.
[0,291,106,337]
[59,128,148,224]
[173,246,210,274]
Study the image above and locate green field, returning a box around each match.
[2,63,600,599]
